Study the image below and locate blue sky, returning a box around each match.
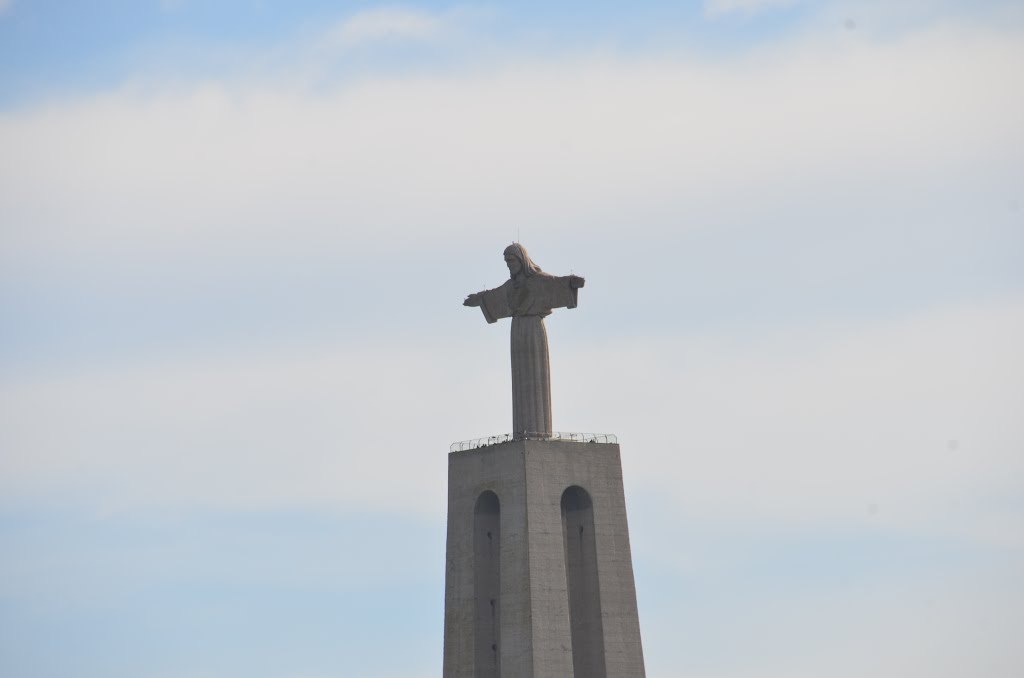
[2,1,1023,677]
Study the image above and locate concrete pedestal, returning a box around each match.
[442,439,646,678]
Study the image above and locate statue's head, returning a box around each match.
[503,243,542,279]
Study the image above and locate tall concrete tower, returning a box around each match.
[446,244,645,677]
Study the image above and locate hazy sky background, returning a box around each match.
[1,1,1022,676]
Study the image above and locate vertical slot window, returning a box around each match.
[474,491,501,677]
[562,485,606,678]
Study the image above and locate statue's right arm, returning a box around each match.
[467,284,509,323]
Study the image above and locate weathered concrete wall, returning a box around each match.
[443,440,646,678]
[443,442,533,678]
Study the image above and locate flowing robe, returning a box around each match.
[474,274,579,439]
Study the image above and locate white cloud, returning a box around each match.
[0,8,1021,540]
[1,23,1020,273]
[2,297,1020,546]
[704,0,800,18]
[570,299,1024,543]
[327,7,443,48]
[643,557,1024,677]
[0,338,482,514]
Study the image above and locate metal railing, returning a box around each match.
[450,431,618,452]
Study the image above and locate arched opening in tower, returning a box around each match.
[474,490,501,677]
[561,485,607,678]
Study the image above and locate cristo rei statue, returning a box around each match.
[463,243,585,440]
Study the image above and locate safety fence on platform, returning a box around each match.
[449,432,618,453]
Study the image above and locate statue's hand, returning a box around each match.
[463,293,482,307]
[569,275,586,289]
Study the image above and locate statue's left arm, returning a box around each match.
[533,274,585,311]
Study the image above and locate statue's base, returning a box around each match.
[442,438,646,678]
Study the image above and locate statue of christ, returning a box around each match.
[464,243,585,439]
